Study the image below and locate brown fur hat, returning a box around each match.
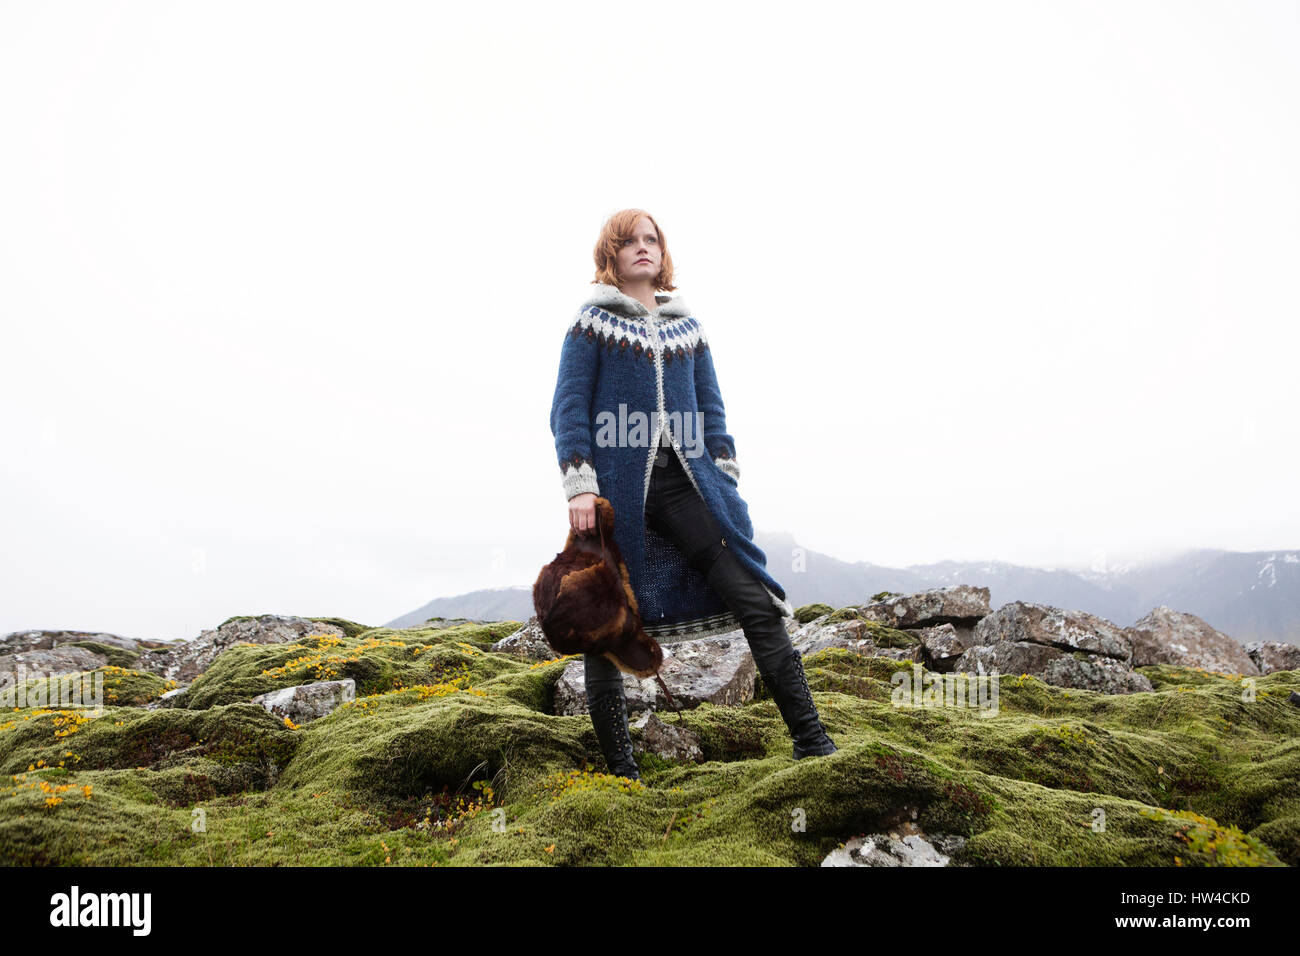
[533,496,664,679]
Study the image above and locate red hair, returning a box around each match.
[591,208,677,291]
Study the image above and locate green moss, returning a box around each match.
[0,702,297,777]
[66,642,140,668]
[825,607,864,623]
[794,603,833,624]
[1138,663,1258,691]
[473,655,581,714]
[179,626,519,709]
[1138,807,1283,866]
[1246,814,1300,866]
[869,623,921,649]
[5,666,173,709]
[99,667,176,706]
[811,607,918,648]
[0,618,1296,866]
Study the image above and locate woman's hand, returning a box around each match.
[569,492,597,537]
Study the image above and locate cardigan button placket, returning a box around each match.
[651,339,705,503]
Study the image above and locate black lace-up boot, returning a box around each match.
[755,646,838,759]
[587,685,641,781]
[690,529,838,762]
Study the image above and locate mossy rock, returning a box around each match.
[2,622,1298,866]
[178,625,518,710]
[66,641,140,668]
[824,607,864,624]
[4,666,173,710]
[793,603,833,624]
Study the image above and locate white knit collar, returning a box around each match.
[583,282,691,319]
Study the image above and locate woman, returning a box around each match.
[549,208,837,781]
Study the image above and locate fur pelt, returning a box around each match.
[533,496,665,679]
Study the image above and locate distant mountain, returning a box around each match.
[385,586,532,631]
[384,540,1299,645]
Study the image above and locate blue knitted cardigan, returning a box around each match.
[549,282,794,642]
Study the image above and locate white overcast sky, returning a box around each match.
[2,1,1297,641]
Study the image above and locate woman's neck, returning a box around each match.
[618,278,660,313]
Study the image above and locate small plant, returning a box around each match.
[538,769,645,802]
[1139,807,1282,866]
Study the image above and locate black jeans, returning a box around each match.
[583,445,795,699]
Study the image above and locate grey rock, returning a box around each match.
[553,634,758,716]
[135,615,347,683]
[1125,606,1259,674]
[857,585,991,629]
[1039,652,1154,694]
[955,642,1153,694]
[490,617,558,662]
[142,685,191,711]
[159,685,190,704]
[973,601,1133,661]
[915,622,972,669]
[822,819,967,867]
[0,646,110,680]
[630,710,704,763]
[790,614,882,657]
[786,613,926,662]
[251,678,355,724]
[872,646,924,662]
[1244,641,1300,675]
[0,629,146,656]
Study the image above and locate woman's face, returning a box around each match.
[614,216,662,285]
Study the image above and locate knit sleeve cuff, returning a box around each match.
[714,456,740,483]
[562,461,600,500]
